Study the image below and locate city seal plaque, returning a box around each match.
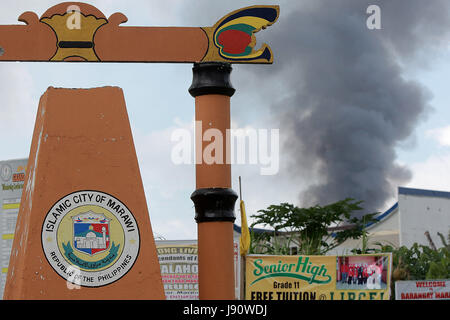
[41,190,140,287]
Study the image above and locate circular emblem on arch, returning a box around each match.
[41,190,140,287]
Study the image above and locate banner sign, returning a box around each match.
[156,242,199,300]
[156,240,241,300]
[246,253,392,300]
[395,280,450,300]
[0,158,27,299]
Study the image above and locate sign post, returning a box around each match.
[189,62,238,299]
[395,280,450,300]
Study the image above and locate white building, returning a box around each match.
[328,186,450,255]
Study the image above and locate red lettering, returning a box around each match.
[12,172,25,182]
[416,281,447,288]
[436,292,450,299]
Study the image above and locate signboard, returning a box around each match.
[156,240,241,300]
[156,241,199,300]
[0,158,27,299]
[395,280,450,300]
[246,253,392,300]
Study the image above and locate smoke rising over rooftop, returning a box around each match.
[260,0,450,215]
[181,0,450,216]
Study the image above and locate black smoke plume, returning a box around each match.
[259,0,450,215]
[182,0,450,216]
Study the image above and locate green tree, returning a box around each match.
[374,230,450,299]
[376,231,450,281]
[249,198,377,255]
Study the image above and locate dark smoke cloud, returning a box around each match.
[181,1,450,216]
[257,0,450,215]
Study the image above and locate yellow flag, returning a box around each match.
[239,200,250,256]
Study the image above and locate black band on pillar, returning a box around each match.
[188,62,236,97]
[191,188,238,223]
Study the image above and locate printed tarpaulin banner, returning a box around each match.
[395,280,450,300]
[0,158,27,299]
[156,240,242,300]
[156,242,199,300]
[246,253,392,300]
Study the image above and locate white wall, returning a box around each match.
[399,190,450,248]
[365,205,400,248]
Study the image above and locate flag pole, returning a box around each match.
[239,176,242,201]
[239,175,245,300]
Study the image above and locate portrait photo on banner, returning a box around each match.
[336,255,389,290]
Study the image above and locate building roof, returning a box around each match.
[399,186,450,199]
[366,186,450,229]
[233,224,275,235]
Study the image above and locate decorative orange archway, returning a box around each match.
[0,2,279,300]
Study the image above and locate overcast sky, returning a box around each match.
[1,0,450,239]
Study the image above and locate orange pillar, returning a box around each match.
[3,86,164,299]
[189,63,238,300]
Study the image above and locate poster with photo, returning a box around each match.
[336,255,389,290]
